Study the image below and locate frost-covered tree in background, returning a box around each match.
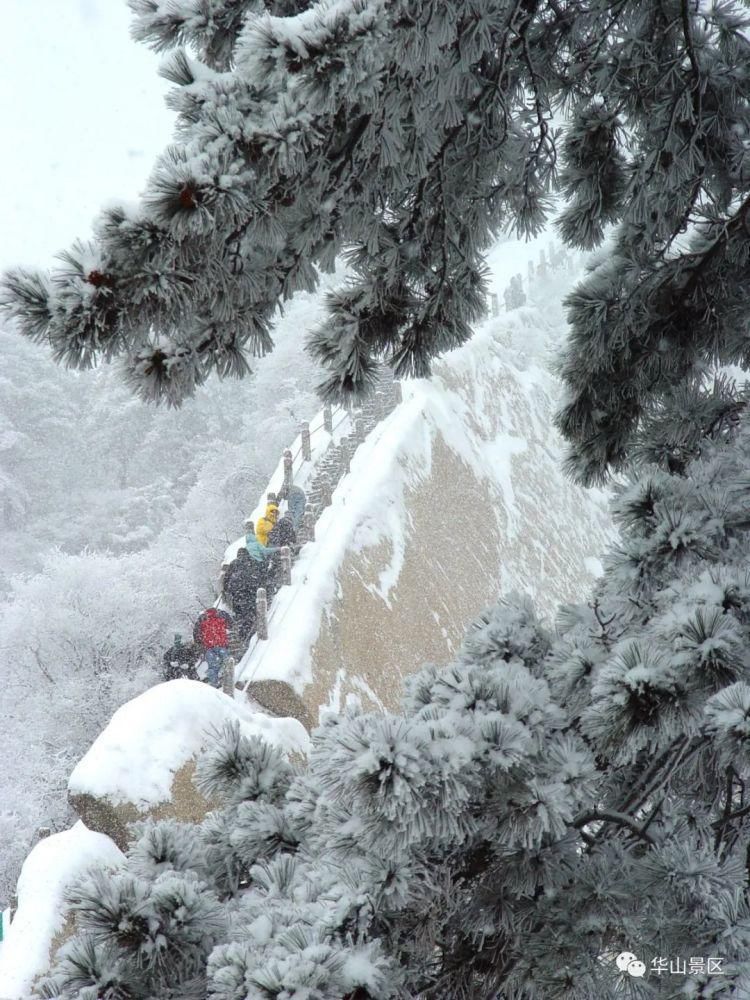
[4,0,750,424]
[39,411,750,995]
[504,273,525,311]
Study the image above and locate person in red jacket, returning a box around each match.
[193,607,232,687]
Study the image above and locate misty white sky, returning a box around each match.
[0,0,174,271]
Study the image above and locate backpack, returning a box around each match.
[196,611,228,649]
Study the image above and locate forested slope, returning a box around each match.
[0,273,331,902]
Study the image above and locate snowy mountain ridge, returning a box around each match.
[209,241,617,730]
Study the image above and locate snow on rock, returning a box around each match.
[70,679,307,807]
[234,245,616,727]
[68,680,308,849]
[0,822,123,999]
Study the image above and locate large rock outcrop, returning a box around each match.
[236,307,614,727]
[67,680,308,850]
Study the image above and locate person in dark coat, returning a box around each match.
[224,549,258,645]
[267,513,298,592]
[268,512,297,550]
[162,633,199,681]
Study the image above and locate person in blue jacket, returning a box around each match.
[278,484,306,530]
[244,525,281,599]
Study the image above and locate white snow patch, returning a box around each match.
[68,680,308,809]
[482,433,528,537]
[325,668,347,714]
[584,556,605,578]
[0,822,123,998]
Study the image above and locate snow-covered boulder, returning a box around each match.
[67,680,308,849]
[243,678,315,731]
[0,822,123,999]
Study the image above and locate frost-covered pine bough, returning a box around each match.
[4,0,750,473]
[37,418,750,998]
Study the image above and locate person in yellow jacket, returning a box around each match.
[255,503,279,545]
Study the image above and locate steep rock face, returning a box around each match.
[237,312,614,724]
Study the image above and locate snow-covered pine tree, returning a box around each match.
[38,726,402,1000]
[13,1,750,996]
[4,0,749,418]
[548,7,750,484]
[38,408,750,996]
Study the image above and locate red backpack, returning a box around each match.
[197,610,228,649]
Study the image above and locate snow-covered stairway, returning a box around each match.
[216,372,402,725]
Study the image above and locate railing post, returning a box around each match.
[301,421,312,461]
[340,437,351,474]
[302,510,315,544]
[280,546,292,586]
[283,449,293,490]
[256,588,268,641]
[323,404,333,434]
[319,473,332,506]
[222,657,235,697]
[296,515,307,545]
[490,292,499,317]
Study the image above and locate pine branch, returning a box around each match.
[573,809,657,846]
[681,0,701,80]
